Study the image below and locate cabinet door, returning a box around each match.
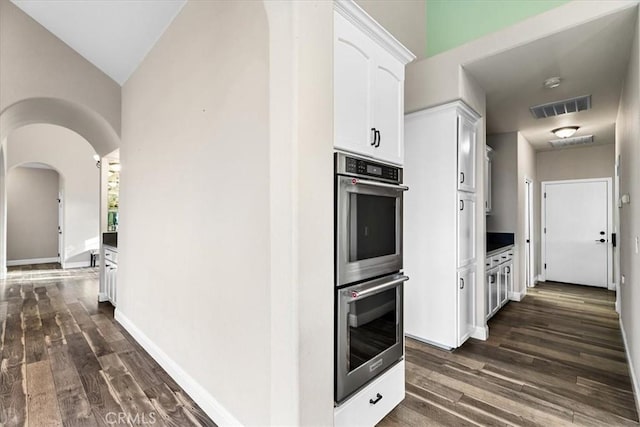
[371,47,404,165]
[500,262,512,306]
[457,192,477,267]
[457,115,477,193]
[485,148,492,213]
[457,266,475,346]
[488,269,499,316]
[334,13,374,156]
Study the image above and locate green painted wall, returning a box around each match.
[427,0,570,57]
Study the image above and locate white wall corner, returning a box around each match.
[508,291,525,302]
[63,261,91,269]
[619,318,640,417]
[114,310,243,427]
[98,292,109,303]
[471,325,489,341]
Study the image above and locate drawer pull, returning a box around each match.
[369,393,383,405]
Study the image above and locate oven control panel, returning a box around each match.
[342,155,401,183]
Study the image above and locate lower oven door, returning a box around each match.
[336,273,408,403]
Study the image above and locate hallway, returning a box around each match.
[381,282,639,426]
[0,266,216,426]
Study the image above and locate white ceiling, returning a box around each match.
[465,7,637,151]
[11,0,186,85]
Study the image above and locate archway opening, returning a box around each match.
[6,162,62,270]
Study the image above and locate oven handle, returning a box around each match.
[348,276,409,301]
[350,178,409,192]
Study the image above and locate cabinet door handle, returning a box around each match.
[375,130,381,148]
[460,278,464,289]
[369,393,383,405]
[459,200,464,211]
[370,128,376,146]
[460,172,465,184]
[506,267,510,273]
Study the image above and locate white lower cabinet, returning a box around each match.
[486,247,513,319]
[334,360,405,427]
[457,266,476,346]
[103,247,118,306]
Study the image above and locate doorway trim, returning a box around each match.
[524,177,534,288]
[540,177,614,289]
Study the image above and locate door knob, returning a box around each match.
[600,231,605,235]
[596,239,606,243]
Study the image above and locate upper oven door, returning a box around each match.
[336,175,407,286]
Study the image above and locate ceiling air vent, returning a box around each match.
[530,95,591,119]
[549,135,594,148]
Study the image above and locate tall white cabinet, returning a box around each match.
[404,101,480,349]
[332,2,415,427]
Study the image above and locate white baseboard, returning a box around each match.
[508,291,525,302]
[619,317,640,416]
[470,325,488,341]
[114,310,242,426]
[536,275,544,283]
[98,292,109,303]
[63,261,91,269]
[7,257,58,266]
[0,267,6,279]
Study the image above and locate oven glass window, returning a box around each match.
[347,288,398,373]
[349,194,396,261]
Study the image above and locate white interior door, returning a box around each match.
[543,180,609,287]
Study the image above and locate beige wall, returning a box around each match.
[516,133,536,295]
[119,1,334,425]
[355,0,426,59]
[535,144,615,277]
[0,145,5,276]
[486,133,518,233]
[120,2,270,424]
[7,124,100,267]
[616,6,640,402]
[536,144,615,181]
[7,166,59,261]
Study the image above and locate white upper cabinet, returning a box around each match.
[457,114,477,192]
[334,13,373,152]
[333,2,415,165]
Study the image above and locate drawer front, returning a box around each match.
[506,250,514,260]
[104,249,118,264]
[335,360,405,427]
[490,255,502,266]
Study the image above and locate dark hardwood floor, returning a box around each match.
[0,265,216,427]
[380,282,639,426]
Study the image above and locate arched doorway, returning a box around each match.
[0,97,119,277]
[6,162,62,269]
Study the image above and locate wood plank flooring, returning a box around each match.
[380,282,639,427]
[0,265,216,427]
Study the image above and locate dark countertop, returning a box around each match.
[487,242,513,253]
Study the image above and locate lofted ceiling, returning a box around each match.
[464,6,637,151]
[11,0,186,85]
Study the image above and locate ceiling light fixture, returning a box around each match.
[543,77,562,89]
[93,154,101,169]
[552,126,579,139]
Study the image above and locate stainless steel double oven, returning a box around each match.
[334,153,409,403]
